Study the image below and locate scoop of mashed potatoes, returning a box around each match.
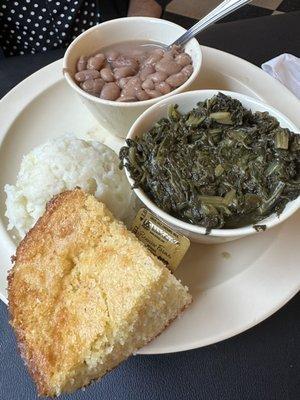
[5,136,136,239]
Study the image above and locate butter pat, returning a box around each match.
[132,208,190,272]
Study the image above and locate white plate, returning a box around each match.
[0,46,299,354]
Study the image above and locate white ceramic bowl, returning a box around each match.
[125,89,300,244]
[63,17,202,139]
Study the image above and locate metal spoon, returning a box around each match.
[166,0,252,50]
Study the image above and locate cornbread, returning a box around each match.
[8,189,191,396]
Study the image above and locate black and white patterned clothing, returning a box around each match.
[0,0,168,57]
[0,0,104,56]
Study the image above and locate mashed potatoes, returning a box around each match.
[5,136,136,238]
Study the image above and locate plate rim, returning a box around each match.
[0,46,299,354]
[139,284,300,354]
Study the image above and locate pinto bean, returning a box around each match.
[181,64,193,78]
[81,78,105,94]
[147,71,168,83]
[114,66,136,80]
[76,56,88,72]
[100,82,120,100]
[163,46,181,60]
[142,78,155,90]
[87,53,105,70]
[136,90,151,101]
[155,82,171,95]
[122,89,135,98]
[166,72,188,88]
[100,67,115,82]
[163,50,175,60]
[143,48,164,65]
[112,56,138,71]
[93,78,106,92]
[144,89,161,98]
[175,53,192,67]
[75,69,100,82]
[139,64,155,81]
[106,50,119,61]
[117,96,137,102]
[118,77,132,89]
[122,76,142,97]
[172,45,182,53]
[155,59,182,76]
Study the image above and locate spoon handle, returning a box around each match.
[169,0,252,49]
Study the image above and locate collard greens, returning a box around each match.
[120,93,300,230]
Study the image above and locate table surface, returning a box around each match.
[0,12,299,400]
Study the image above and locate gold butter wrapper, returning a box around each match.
[131,208,190,272]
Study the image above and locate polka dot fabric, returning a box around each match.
[0,0,101,56]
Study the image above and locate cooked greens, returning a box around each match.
[120,93,300,230]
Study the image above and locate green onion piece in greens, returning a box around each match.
[223,189,236,207]
[198,195,224,206]
[186,114,205,127]
[215,164,224,177]
[275,129,289,149]
[209,112,233,125]
[266,160,281,176]
[168,104,180,121]
[259,181,285,215]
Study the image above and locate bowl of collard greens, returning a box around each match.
[120,90,300,243]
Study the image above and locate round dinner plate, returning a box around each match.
[0,46,299,354]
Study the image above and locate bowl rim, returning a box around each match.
[124,89,300,237]
[62,16,202,107]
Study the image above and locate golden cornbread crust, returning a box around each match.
[8,190,80,396]
[8,189,191,396]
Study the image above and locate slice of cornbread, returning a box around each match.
[8,189,191,396]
